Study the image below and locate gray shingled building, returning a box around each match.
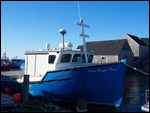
[122,34,149,61]
[77,39,134,66]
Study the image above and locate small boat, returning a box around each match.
[141,89,149,112]
[1,53,11,71]
[10,56,22,68]
[1,19,126,107]
[1,62,11,71]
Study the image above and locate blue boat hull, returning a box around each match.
[29,62,126,107]
[1,62,126,107]
[10,61,22,68]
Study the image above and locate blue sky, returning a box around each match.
[1,1,149,59]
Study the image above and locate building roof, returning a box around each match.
[77,39,128,55]
[127,34,147,46]
[140,38,149,46]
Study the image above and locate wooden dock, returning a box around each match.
[1,70,72,112]
[1,70,24,79]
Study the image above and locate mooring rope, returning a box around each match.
[51,66,75,83]
[124,63,149,76]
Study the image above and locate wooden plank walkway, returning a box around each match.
[1,70,24,79]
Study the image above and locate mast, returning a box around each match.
[3,38,7,58]
[75,18,89,63]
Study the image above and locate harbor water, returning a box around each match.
[4,62,149,112]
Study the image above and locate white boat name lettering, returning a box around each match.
[88,68,118,72]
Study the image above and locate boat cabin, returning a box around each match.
[25,42,94,77]
[1,58,10,65]
[11,58,22,62]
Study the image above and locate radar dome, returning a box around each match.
[59,43,63,49]
[64,42,73,50]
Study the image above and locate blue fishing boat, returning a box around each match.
[1,19,126,107]
[10,56,23,68]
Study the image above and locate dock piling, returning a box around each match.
[76,98,88,112]
[22,74,29,102]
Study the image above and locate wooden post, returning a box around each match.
[76,98,88,112]
[22,74,29,102]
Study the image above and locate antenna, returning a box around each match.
[77,1,81,21]
[4,38,7,58]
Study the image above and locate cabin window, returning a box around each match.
[48,55,56,64]
[88,54,93,63]
[61,54,71,63]
[82,54,89,63]
[82,54,86,63]
[72,54,81,62]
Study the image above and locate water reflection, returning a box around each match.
[55,71,149,112]
[120,72,149,112]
